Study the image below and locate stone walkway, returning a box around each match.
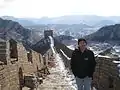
[38,54,77,90]
[23,52,97,90]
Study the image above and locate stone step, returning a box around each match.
[0,45,6,48]
[0,50,6,54]
[0,42,6,45]
[0,54,6,57]
[0,53,6,54]
[0,43,6,47]
[0,48,6,50]
[0,49,6,53]
[0,55,6,60]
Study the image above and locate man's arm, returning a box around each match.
[88,51,96,77]
[91,51,96,72]
[70,50,76,73]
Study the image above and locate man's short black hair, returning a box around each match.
[78,38,87,45]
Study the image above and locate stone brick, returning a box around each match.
[0,39,52,90]
[93,57,120,90]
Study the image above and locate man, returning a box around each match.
[70,38,96,90]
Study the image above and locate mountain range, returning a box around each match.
[1,15,120,26]
[85,24,120,42]
[1,16,120,44]
[1,17,120,56]
[0,18,42,46]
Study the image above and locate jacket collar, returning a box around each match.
[75,47,88,53]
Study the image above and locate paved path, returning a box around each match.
[38,53,77,90]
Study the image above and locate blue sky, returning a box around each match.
[0,0,120,18]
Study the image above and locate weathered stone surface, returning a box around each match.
[38,53,76,90]
[93,57,120,90]
[0,39,52,90]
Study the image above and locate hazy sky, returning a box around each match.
[0,0,120,18]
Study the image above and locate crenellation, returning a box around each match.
[0,38,52,90]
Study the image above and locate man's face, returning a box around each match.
[78,41,87,49]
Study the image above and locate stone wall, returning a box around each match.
[0,39,52,90]
[0,64,20,90]
[93,57,120,90]
[43,49,53,67]
[17,43,40,75]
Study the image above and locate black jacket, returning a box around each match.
[70,48,96,78]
